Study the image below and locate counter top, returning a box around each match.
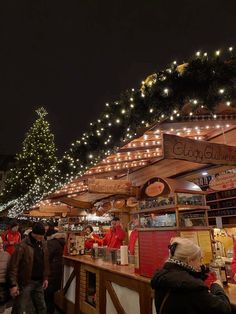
[64,255,150,283]
[64,255,236,309]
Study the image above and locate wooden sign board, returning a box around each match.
[140,177,170,199]
[209,172,236,191]
[180,229,212,264]
[30,210,55,217]
[88,178,133,195]
[39,205,69,213]
[163,133,236,166]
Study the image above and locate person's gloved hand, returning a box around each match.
[204,272,217,288]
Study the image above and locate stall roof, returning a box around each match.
[36,111,236,213]
[59,192,115,209]
[82,114,236,180]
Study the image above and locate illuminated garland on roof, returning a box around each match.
[1,48,236,217]
[60,47,236,180]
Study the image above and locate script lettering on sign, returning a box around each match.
[88,178,133,195]
[163,133,236,165]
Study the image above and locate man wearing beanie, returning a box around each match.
[7,222,49,314]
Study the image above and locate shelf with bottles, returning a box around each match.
[138,193,205,212]
[206,188,236,226]
[208,206,236,217]
[136,177,208,229]
[137,207,209,228]
[206,188,236,201]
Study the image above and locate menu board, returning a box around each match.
[180,231,198,245]
[138,230,178,277]
[181,230,212,264]
[197,230,212,264]
[76,235,85,251]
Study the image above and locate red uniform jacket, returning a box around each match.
[102,226,126,249]
[128,229,138,255]
[84,233,103,250]
[1,229,21,255]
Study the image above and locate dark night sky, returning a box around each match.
[0,0,235,156]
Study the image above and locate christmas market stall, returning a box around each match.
[23,49,236,313]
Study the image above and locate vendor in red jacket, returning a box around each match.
[102,217,126,249]
[84,225,103,250]
[128,216,140,255]
[1,220,21,255]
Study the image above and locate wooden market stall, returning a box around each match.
[26,101,236,313]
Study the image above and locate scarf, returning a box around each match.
[166,258,208,280]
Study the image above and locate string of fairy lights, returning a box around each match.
[0,47,236,217]
[60,47,236,180]
[0,108,60,217]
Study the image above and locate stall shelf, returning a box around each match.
[206,187,236,226]
[134,177,209,228]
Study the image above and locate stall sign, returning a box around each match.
[209,173,236,191]
[140,177,170,199]
[163,133,236,165]
[88,178,133,195]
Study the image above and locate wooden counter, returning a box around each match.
[57,255,236,314]
[65,255,149,283]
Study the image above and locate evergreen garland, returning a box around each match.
[2,48,236,217]
[60,48,236,180]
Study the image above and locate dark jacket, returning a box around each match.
[7,234,50,288]
[151,262,231,314]
[47,232,66,291]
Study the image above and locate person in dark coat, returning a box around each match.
[44,221,57,240]
[151,237,231,314]
[8,222,49,314]
[45,232,66,314]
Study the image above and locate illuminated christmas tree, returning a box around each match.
[0,107,58,204]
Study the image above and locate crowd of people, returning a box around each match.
[0,217,131,314]
[1,217,233,314]
[0,221,66,314]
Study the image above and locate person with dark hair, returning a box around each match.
[102,217,126,249]
[45,221,56,240]
[151,237,231,314]
[1,220,21,255]
[8,222,49,314]
[83,225,102,250]
[45,232,66,314]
